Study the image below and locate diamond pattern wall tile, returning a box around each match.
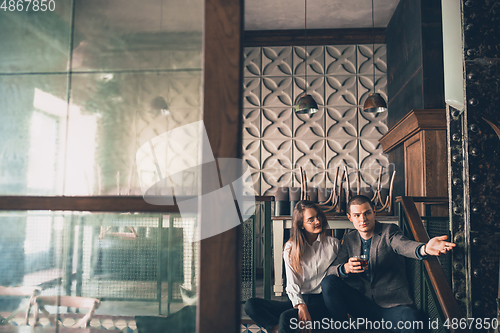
[242,160,261,196]
[358,75,373,103]
[244,78,261,108]
[293,45,325,76]
[248,171,261,196]
[293,139,326,188]
[165,108,201,132]
[261,139,293,194]
[293,166,327,189]
[358,76,387,105]
[358,108,388,139]
[326,139,358,171]
[293,76,325,106]
[358,139,390,188]
[325,76,357,106]
[262,139,293,170]
[262,77,293,107]
[357,44,386,75]
[325,106,358,139]
[243,139,261,171]
[325,45,357,75]
[374,44,387,74]
[375,75,388,99]
[358,75,387,106]
[243,108,261,140]
[262,108,293,139]
[294,107,325,139]
[244,47,261,77]
[166,72,202,108]
[294,139,326,169]
[261,169,293,196]
[262,47,293,76]
[243,44,389,195]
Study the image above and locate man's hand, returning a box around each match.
[424,235,456,256]
[343,257,365,274]
[296,303,312,333]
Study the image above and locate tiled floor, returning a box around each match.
[4,275,274,332]
[7,314,137,332]
[241,323,266,333]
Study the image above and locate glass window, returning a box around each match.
[0,211,198,331]
[0,0,204,331]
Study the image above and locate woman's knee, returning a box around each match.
[244,297,260,317]
[279,309,297,331]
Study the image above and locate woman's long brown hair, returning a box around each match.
[285,200,328,275]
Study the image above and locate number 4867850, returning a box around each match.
[1,0,56,11]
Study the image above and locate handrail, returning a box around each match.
[0,195,273,212]
[396,196,466,333]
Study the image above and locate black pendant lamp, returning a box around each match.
[363,0,387,113]
[294,0,318,115]
[150,96,170,116]
[295,93,318,114]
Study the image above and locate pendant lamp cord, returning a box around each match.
[304,0,307,95]
[371,0,376,93]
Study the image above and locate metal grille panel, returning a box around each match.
[79,215,160,300]
[426,284,446,333]
[241,217,254,302]
[406,258,422,311]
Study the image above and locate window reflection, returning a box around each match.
[1,211,198,330]
[27,111,58,191]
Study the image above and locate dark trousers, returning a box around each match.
[244,293,331,333]
[321,275,424,333]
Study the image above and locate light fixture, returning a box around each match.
[295,93,318,114]
[150,96,170,116]
[363,0,388,113]
[294,0,318,115]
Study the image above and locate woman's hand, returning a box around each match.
[296,303,312,333]
[343,257,364,274]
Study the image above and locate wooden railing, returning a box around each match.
[397,196,467,333]
[0,195,273,213]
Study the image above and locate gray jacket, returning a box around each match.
[330,221,424,308]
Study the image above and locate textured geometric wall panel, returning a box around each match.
[243,44,389,195]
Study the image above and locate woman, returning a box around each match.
[245,200,340,333]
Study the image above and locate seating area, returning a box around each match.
[0,192,457,333]
[273,166,396,217]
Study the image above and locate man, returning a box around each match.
[321,195,455,332]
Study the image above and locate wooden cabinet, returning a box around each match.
[379,109,448,215]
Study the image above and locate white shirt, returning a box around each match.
[283,235,340,307]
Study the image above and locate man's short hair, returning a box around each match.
[347,195,375,214]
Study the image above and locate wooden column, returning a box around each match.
[379,109,447,216]
[198,0,243,332]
